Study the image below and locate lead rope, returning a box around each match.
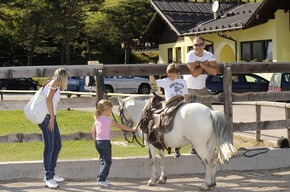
[242,147,269,157]
[98,70,144,147]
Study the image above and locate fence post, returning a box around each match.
[223,63,233,142]
[256,103,261,142]
[89,62,104,105]
[95,70,104,104]
[285,105,290,142]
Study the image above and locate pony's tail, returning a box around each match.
[211,111,237,165]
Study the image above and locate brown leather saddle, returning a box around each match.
[139,94,185,154]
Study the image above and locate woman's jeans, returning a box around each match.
[95,140,112,182]
[38,115,62,180]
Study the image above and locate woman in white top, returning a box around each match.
[38,68,70,189]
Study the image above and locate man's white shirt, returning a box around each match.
[183,50,216,89]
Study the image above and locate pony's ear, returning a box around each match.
[118,97,125,105]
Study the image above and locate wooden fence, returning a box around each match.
[1,62,290,143]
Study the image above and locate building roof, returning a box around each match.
[186,2,261,35]
[151,1,237,36]
[142,0,290,42]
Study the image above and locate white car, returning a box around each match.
[85,76,151,94]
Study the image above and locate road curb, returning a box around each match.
[1,148,290,181]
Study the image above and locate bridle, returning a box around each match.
[119,102,145,147]
[119,103,134,127]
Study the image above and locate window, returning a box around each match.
[241,40,272,61]
[205,45,213,53]
[188,46,193,52]
[211,75,223,82]
[266,41,272,60]
[175,47,181,63]
[245,75,263,83]
[271,73,281,83]
[232,75,239,82]
[283,74,290,83]
[168,48,173,63]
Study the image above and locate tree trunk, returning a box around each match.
[124,43,130,64]
[61,49,65,65]
[65,29,71,65]
[87,36,91,61]
[27,22,40,66]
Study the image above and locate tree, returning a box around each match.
[0,0,105,66]
[18,0,50,66]
[47,0,104,65]
[103,0,154,64]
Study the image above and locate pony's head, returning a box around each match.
[118,97,135,127]
[118,96,151,127]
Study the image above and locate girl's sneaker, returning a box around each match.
[105,180,110,185]
[44,175,64,183]
[53,175,64,183]
[45,179,59,189]
[97,181,108,187]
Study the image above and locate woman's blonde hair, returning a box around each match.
[54,68,70,91]
[166,62,180,74]
[94,99,113,119]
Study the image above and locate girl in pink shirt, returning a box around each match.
[91,99,136,187]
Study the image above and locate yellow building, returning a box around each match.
[142,0,290,69]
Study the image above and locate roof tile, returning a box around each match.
[151,0,261,35]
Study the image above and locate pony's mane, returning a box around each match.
[126,96,152,103]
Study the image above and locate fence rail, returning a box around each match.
[1,62,290,143]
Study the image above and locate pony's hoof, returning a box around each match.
[200,183,214,191]
[147,179,157,186]
[157,177,167,184]
[209,183,216,188]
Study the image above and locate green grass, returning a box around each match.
[0,110,192,162]
[0,138,192,162]
[32,77,50,87]
[0,110,120,135]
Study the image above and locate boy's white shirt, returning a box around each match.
[156,77,188,101]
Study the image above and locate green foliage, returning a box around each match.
[0,0,106,66]
[103,0,154,43]
[131,50,159,64]
[0,0,262,66]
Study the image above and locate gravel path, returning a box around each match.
[1,167,290,192]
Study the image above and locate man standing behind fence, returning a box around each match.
[183,36,217,109]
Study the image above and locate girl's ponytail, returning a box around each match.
[94,110,101,120]
[94,99,113,120]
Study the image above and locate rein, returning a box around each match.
[119,102,145,147]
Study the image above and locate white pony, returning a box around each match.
[118,96,236,191]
